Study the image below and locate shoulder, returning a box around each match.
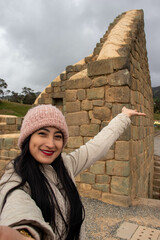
[0,161,16,183]
[0,161,22,194]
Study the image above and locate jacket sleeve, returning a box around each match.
[0,164,55,240]
[64,113,131,177]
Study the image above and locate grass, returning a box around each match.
[154,113,160,120]
[0,100,32,117]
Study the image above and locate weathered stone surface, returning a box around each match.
[66,77,92,89]
[65,90,77,102]
[66,111,89,126]
[66,64,84,73]
[105,86,130,103]
[106,160,130,177]
[107,69,130,86]
[90,161,105,174]
[102,192,131,207]
[88,57,129,77]
[77,89,86,100]
[52,92,64,99]
[111,176,130,195]
[6,118,16,125]
[80,172,95,184]
[79,183,92,191]
[93,47,102,55]
[4,138,14,150]
[67,72,76,79]
[98,40,130,59]
[0,150,9,158]
[53,87,61,93]
[93,183,109,192]
[81,100,93,110]
[66,65,76,73]
[88,59,113,77]
[115,141,130,160]
[67,136,83,148]
[93,106,111,121]
[0,139,3,149]
[105,149,114,160]
[87,88,104,100]
[60,72,67,81]
[66,101,80,113]
[92,100,104,106]
[80,124,99,137]
[8,149,20,158]
[38,98,45,104]
[92,76,109,87]
[79,188,101,199]
[16,118,23,125]
[68,126,80,136]
[96,174,110,184]
[112,56,130,70]
[91,118,101,124]
[66,69,92,89]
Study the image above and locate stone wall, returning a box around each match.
[0,115,21,177]
[35,10,154,206]
[0,9,154,207]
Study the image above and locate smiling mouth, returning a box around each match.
[41,150,54,156]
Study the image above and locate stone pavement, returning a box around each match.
[83,197,160,240]
[116,222,160,240]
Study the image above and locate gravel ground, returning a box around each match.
[82,197,160,240]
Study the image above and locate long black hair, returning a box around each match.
[1,136,85,240]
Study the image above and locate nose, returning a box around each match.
[45,137,55,149]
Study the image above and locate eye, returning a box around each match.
[37,131,46,136]
[55,134,63,140]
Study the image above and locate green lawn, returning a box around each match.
[0,100,32,117]
[154,113,160,120]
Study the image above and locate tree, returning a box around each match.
[22,87,34,96]
[154,98,160,113]
[10,91,23,103]
[0,78,7,98]
[21,87,37,104]
[23,93,37,104]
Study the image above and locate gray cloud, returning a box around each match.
[0,0,159,93]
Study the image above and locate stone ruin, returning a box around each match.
[0,9,156,206]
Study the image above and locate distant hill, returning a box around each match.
[152,86,160,99]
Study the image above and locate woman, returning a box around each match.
[0,104,146,240]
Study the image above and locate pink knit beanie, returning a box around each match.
[18,104,69,149]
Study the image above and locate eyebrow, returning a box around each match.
[38,128,62,134]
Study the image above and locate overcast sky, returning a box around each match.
[0,0,159,93]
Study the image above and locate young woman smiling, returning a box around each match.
[0,104,146,240]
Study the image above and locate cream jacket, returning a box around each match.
[0,113,131,239]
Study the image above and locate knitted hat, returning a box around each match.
[18,104,69,149]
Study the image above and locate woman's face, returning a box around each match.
[29,127,63,164]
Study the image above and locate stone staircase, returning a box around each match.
[0,115,22,177]
[153,155,160,199]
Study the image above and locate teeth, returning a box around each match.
[42,150,53,153]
